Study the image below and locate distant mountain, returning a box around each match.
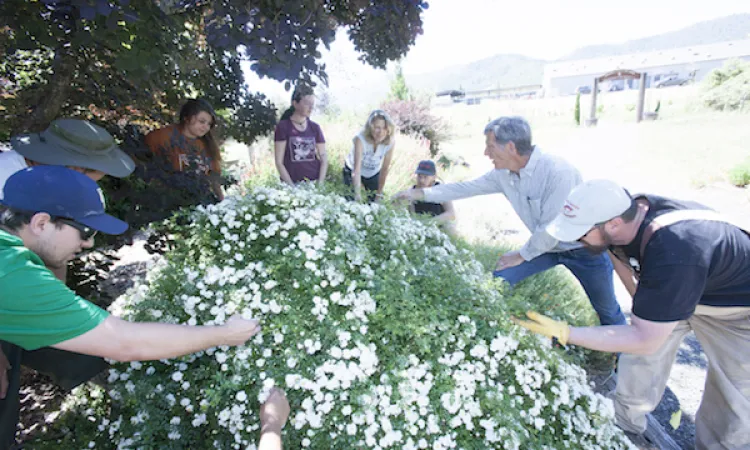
[410,54,546,93]
[409,14,750,94]
[562,13,750,60]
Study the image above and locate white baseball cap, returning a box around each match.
[546,179,632,242]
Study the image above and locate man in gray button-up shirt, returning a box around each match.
[395,116,625,326]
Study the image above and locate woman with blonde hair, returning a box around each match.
[343,110,397,202]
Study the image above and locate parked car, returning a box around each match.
[655,77,689,88]
[575,85,592,94]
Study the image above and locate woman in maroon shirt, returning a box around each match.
[274,86,328,185]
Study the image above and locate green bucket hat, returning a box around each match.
[11,118,135,177]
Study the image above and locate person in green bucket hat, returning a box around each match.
[0,118,136,199]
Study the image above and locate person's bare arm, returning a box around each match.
[274,141,294,185]
[568,315,677,355]
[316,143,328,185]
[610,250,637,297]
[259,388,290,450]
[435,200,456,224]
[52,315,260,362]
[212,179,225,201]
[351,139,364,201]
[376,143,395,198]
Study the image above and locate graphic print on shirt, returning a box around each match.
[177,152,210,173]
[361,149,384,173]
[290,136,317,162]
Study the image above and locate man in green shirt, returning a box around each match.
[0,166,261,449]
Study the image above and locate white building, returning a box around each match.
[543,39,750,96]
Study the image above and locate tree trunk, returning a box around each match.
[17,47,77,133]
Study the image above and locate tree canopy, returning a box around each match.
[0,0,429,141]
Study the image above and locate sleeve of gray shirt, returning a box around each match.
[519,162,582,261]
[422,171,501,203]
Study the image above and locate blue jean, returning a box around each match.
[493,248,626,326]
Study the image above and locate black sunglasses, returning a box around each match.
[56,218,97,241]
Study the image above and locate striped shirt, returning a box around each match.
[423,147,583,260]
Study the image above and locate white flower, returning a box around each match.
[76,186,635,450]
[192,413,207,427]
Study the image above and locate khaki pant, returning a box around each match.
[615,306,750,450]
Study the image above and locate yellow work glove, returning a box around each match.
[512,311,570,345]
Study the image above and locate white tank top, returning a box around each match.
[344,133,394,179]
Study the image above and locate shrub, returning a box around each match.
[39,187,634,450]
[702,59,750,111]
[381,99,450,157]
[389,64,412,102]
[728,160,750,187]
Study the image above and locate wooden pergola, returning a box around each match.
[586,69,648,126]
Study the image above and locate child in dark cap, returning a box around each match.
[410,160,455,233]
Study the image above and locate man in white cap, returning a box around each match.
[0,118,136,199]
[515,179,750,449]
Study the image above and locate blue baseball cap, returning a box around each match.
[0,166,128,235]
[415,160,436,176]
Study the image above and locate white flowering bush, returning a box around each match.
[46,186,634,450]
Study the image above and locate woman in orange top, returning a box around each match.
[145,99,224,200]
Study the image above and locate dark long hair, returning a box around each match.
[179,98,221,165]
[280,85,315,121]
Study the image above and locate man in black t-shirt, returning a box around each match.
[515,179,750,449]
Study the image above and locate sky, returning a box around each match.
[401,0,750,73]
[242,0,750,108]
